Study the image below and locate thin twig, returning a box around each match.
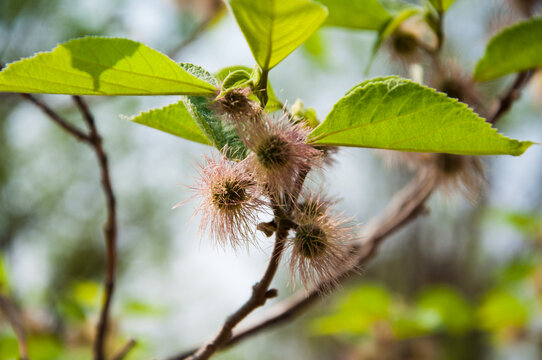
[169,20,212,59]
[169,170,437,360]
[188,205,292,360]
[112,339,137,360]
[72,95,118,360]
[15,89,119,360]
[168,1,225,60]
[20,94,90,143]
[488,71,534,124]
[0,293,29,360]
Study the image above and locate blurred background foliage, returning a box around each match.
[0,0,542,359]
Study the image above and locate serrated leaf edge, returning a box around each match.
[309,77,534,156]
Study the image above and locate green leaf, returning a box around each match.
[228,0,328,70]
[130,101,211,145]
[27,335,63,360]
[379,7,422,41]
[182,64,249,159]
[0,36,217,96]
[477,290,529,331]
[215,65,283,112]
[221,70,252,90]
[310,76,534,156]
[123,300,167,316]
[312,284,391,335]
[474,18,542,81]
[428,0,456,12]
[315,0,391,30]
[0,256,8,291]
[416,286,473,334]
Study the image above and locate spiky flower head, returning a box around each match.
[432,154,486,202]
[386,17,437,65]
[378,151,486,202]
[189,152,267,249]
[288,193,358,291]
[429,61,487,116]
[242,113,321,196]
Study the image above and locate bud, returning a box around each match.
[213,87,262,125]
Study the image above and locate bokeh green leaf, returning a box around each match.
[416,286,473,334]
[428,0,456,12]
[478,290,529,331]
[315,0,391,30]
[474,18,542,81]
[228,0,328,70]
[312,284,391,335]
[0,37,217,95]
[310,76,534,155]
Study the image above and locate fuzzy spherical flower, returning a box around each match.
[378,151,486,202]
[241,114,321,196]
[189,153,267,249]
[288,193,358,291]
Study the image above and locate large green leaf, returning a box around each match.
[228,0,328,70]
[310,77,534,156]
[474,18,542,81]
[0,36,217,96]
[315,0,391,30]
[129,101,211,145]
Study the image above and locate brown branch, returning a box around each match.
[168,1,225,60]
[0,293,29,360]
[112,339,137,360]
[169,170,437,360]
[72,96,118,360]
[10,82,119,360]
[488,71,534,124]
[20,94,91,143]
[187,212,291,360]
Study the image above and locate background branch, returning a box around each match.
[0,293,29,360]
[72,95,118,360]
[20,94,91,143]
[112,339,137,360]
[16,92,119,360]
[488,71,534,124]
